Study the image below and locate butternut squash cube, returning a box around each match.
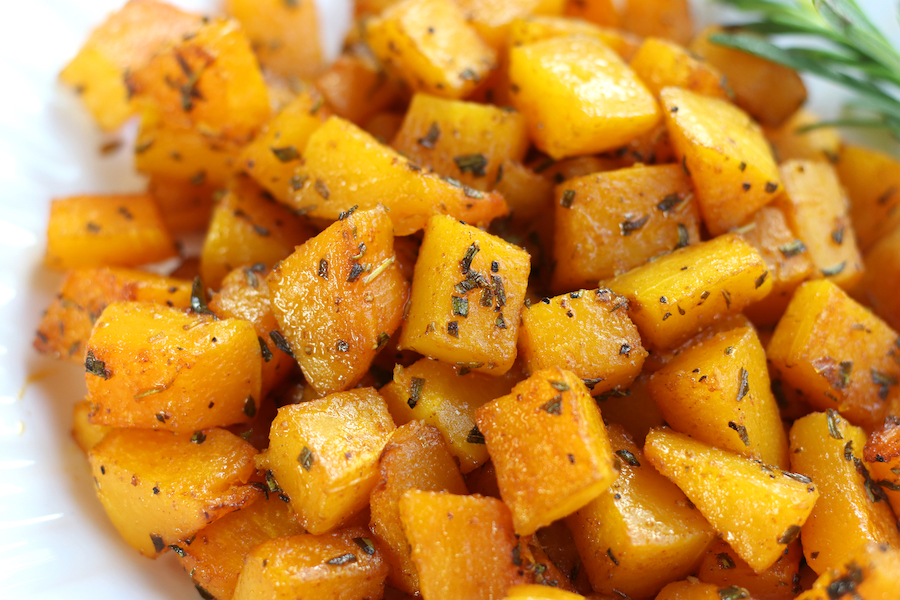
[648,326,790,469]
[494,160,555,224]
[268,207,408,395]
[59,0,203,130]
[392,94,530,190]
[655,578,731,600]
[34,267,192,363]
[629,37,729,101]
[175,493,305,600]
[788,411,900,575]
[370,421,468,594]
[642,313,754,374]
[621,0,693,46]
[552,163,702,289]
[594,375,666,446]
[691,27,807,128]
[764,110,840,164]
[232,527,389,600]
[287,117,509,235]
[518,289,647,395]
[507,16,641,60]
[238,90,330,205]
[834,144,900,253]
[85,301,262,432]
[209,266,297,397]
[564,0,619,28]
[736,205,816,327]
[605,233,772,351]
[767,280,900,432]
[315,54,406,126]
[796,543,900,600]
[644,428,820,573]
[857,225,900,332]
[200,175,314,289]
[399,214,530,375]
[379,358,519,473]
[127,17,270,144]
[776,159,863,290]
[476,368,617,535]
[503,584,587,600]
[567,424,715,598]
[398,490,526,600]
[225,0,323,80]
[509,35,660,159]
[696,538,802,600]
[453,0,566,51]
[45,194,177,270]
[88,428,259,557]
[660,87,782,235]
[255,388,395,534]
[148,175,218,234]
[73,399,111,453]
[365,0,497,99]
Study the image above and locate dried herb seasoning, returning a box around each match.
[408,377,425,409]
[454,153,488,177]
[418,122,440,148]
[615,449,640,467]
[299,446,314,471]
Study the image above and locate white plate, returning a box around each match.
[0,1,895,599]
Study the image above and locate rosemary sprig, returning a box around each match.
[712,0,900,138]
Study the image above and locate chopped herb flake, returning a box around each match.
[560,189,576,208]
[452,295,469,317]
[826,408,843,439]
[408,377,425,409]
[728,421,750,446]
[460,243,480,274]
[326,553,357,566]
[190,277,216,317]
[541,395,563,415]
[657,193,685,212]
[615,449,640,467]
[779,240,807,258]
[778,524,801,545]
[299,446,314,471]
[271,145,300,162]
[620,214,650,236]
[353,537,376,555]
[822,262,847,276]
[269,331,294,357]
[737,368,750,401]
[466,426,486,444]
[243,397,256,418]
[418,122,440,148]
[318,258,329,279]
[85,350,111,379]
[454,153,488,177]
[549,380,570,392]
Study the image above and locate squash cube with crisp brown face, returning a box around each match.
[88,428,260,557]
[518,289,647,395]
[232,527,389,600]
[255,388,395,534]
[365,0,497,99]
[509,35,660,159]
[399,214,530,375]
[268,206,409,396]
[660,87,782,236]
[476,368,618,535]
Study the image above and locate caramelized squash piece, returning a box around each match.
[629,37,729,100]
[507,15,641,60]
[315,54,406,126]
[857,225,900,332]
[73,399,112,453]
[764,110,840,164]
[834,144,900,253]
[796,543,900,600]
[88,428,259,557]
[621,0,693,46]
[696,538,802,600]
[453,0,566,51]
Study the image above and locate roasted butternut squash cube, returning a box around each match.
[776,160,863,290]
[858,225,900,333]
[494,160,555,224]
[507,16,641,60]
[209,266,297,397]
[127,17,270,144]
[691,27,806,128]
[644,428,819,573]
[88,428,259,557]
[796,543,900,600]
[453,0,566,51]
[85,301,262,432]
[148,175,218,234]
[315,54,407,126]
[661,87,782,235]
[379,358,519,473]
[552,163,702,289]
[176,493,305,600]
[399,215,530,375]
[225,0,323,80]
[509,35,660,159]
[370,421,468,594]
[621,0,692,45]
[764,110,841,164]
[200,175,314,289]
[59,0,203,130]
[476,368,617,535]
[267,207,408,395]
[365,0,497,99]
[564,0,619,27]
[567,424,715,598]
[392,94,529,190]
[655,578,731,600]
[504,584,586,600]
[287,117,509,235]
[45,194,177,270]
[642,313,754,374]
[834,144,900,253]
[604,233,772,351]
[768,280,900,432]
[232,527,389,600]
[239,90,330,204]
[648,326,790,469]
[594,375,666,446]
[34,267,192,363]
[629,37,729,100]
[398,490,526,600]
[736,205,816,327]
[518,289,647,394]
[255,388,395,534]
[696,538,802,600]
[788,411,900,575]
[73,399,111,453]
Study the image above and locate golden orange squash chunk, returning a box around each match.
[629,37,730,100]
[796,543,900,600]
[834,144,900,253]
[696,538,802,600]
